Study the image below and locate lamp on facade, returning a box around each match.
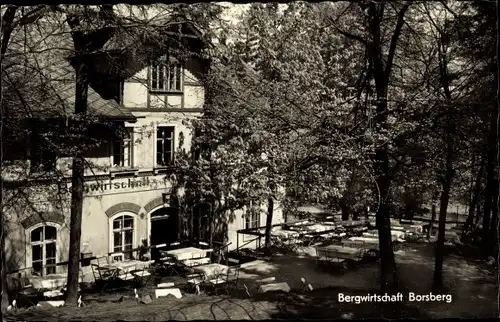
[162,192,169,207]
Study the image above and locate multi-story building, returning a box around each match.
[3,18,284,284]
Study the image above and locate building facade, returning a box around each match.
[3,23,284,285]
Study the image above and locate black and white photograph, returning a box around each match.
[0,1,498,320]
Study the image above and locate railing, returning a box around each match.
[211,241,232,263]
[235,236,262,255]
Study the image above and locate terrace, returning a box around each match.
[6,209,486,321]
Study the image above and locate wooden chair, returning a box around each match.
[182,257,211,268]
[96,256,109,266]
[91,262,115,292]
[168,242,181,250]
[199,241,209,248]
[326,249,345,264]
[205,258,241,296]
[110,252,124,263]
[225,259,240,286]
[129,268,152,288]
[185,272,205,294]
[315,248,329,266]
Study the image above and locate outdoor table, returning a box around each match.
[345,237,379,250]
[362,230,405,241]
[391,230,406,240]
[30,274,82,290]
[318,245,365,261]
[340,220,364,227]
[306,224,331,233]
[444,231,459,239]
[163,247,211,261]
[409,225,425,233]
[102,259,154,276]
[271,229,300,238]
[192,263,229,280]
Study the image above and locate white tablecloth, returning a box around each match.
[318,245,365,261]
[164,247,210,261]
[103,259,154,273]
[349,236,379,243]
[30,274,83,290]
[192,263,229,279]
[271,229,300,238]
[362,230,405,240]
[305,224,331,233]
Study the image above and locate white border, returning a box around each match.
[25,221,62,275]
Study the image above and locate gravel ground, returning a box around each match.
[6,243,497,320]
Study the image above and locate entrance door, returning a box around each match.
[192,203,211,245]
[150,207,178,261]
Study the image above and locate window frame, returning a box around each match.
[150,58,184,93]
[26,222,60,277]
[245,201,261,230]
[111,127,134,168]
[155,125,176,167]
[29,132,57,173]
[109,213,137,259]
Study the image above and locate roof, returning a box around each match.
[4,13,207,122]
[40,62,135,121]
[4,39,135,122]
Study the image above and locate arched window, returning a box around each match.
[29,224,57,276]
[111,214,134,259]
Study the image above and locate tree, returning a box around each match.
[359,1,410,291]
[0,5,55,315]
[446,0,499,255]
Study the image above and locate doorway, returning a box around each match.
[192,203,211,245]
[150,206,178,261]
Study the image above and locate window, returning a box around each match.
[156,126,175,166]
[30,133,56,172]
[113,128,133,167]
[151,61,183,92]
[111,215,134,259]
[245,203,261,230]
[30,225,57,276]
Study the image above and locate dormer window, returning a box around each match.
[151,57,183,92]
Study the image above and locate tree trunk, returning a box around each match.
[0,204,9,319]
[474,198,482,231]
[464,160,485,233]
[433,24,458,291]
[488,178,499,255]
[65,59,88,306]
[341,170,356,221]
[265,197,274,248]
[208,203,213,248]
[1,6,19,318]
[340,198,351,221]
[433,145,454,292]
[365,2,409,291]
[427,204,437,239]
[482,117,497,251]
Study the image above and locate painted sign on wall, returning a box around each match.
[84,176,168,194]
